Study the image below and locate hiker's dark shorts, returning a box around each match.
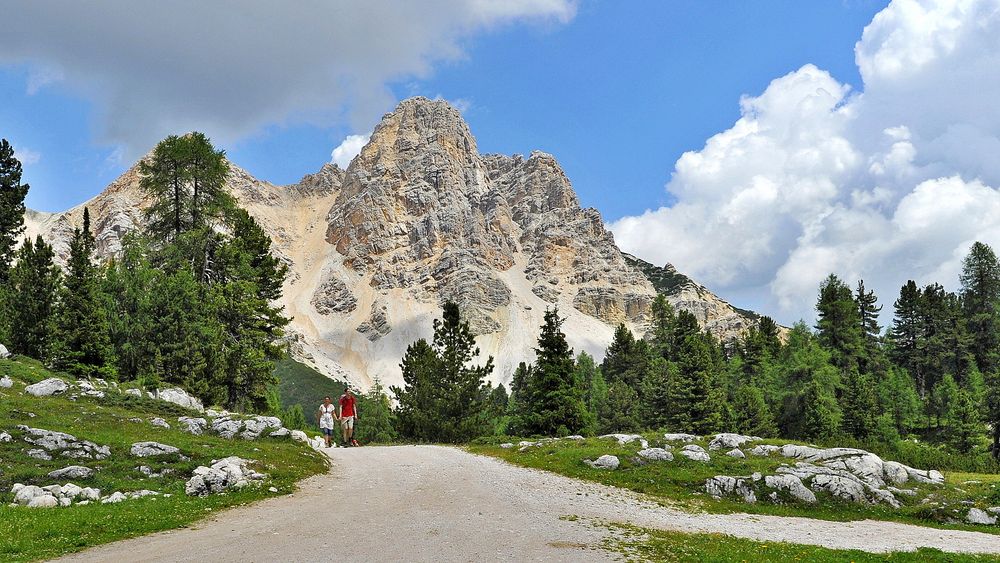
[321,427,334,436]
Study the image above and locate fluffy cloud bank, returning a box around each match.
[611,0,1000,324]
[0,1,575,157]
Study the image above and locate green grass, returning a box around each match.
[0,357,328,562]
[601,522,1000,562]
[274,356,346,413]
[468,435,1000,535]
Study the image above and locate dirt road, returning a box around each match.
[59,445,1000,562]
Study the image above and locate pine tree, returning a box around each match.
[51,208,115,377]
[816,274,863,373]
[434,302,493,441]
[598,380,641,433]
[929,373,960,429]
[102,235,158,380]
[392,339,440,441]
[876,367,921,435]
[601,323,638,386]
[667,329,722,434]
[649,293,676,357]
[839,369,879,440]
[855,279,882,373]
[800,380,842,441]
[0,139,29,284]
[8,236,60,360]
[889,281,922,393]
[960,242,1000,375]
[640,357,674,430]
[520,308,588,436]
[948,389,983,454]
[357,377,397,444]
[731,384,778,437]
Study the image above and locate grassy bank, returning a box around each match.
[0,357,328,562]
[274,356,346,413]
[469,434,1000,535]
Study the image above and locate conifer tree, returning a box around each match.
[800,380,842,441]
[948,389,983,454]
[520,308,588,436]
[357,377,397,444]
[599,380,641,433]
[601,323,638,386]
[0,139,29,284]
[51,209,115,377]
[731,383,778,437]
[816,274,863,373]
[649,293,676,357]
[929,373,960,428]
[667,329,722,434]
[960,241,1000,375]
[876,367,921,435]
[839,369,879,439]
[639,357,674,429]
[102,235,158,380]
[855,279,882,373]
[888,280,922,393]
[8,236,60,360]
[393,339,440,441]
[430,302,493,442]
[985,369,1000,459]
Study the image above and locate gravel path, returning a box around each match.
[58,445,1000,562]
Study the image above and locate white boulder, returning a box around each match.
[705,475,757,503]
[47,466,93,480]
[679,444,711,462]
[154,387,204,412]
[0,375,12,388]
[662,433,699,443]
[290,430,308,443]
[0,343,10,358]
[24,377,70,397]
[19,426,111,459]
[709,433,759,451]
[599,434,649,449]
[177,417,208,435]
[130,441,180,457]
[150,418,171,429]
[185,457,267,496]
[27,495,58,508]
[0,431,11,443]
[765,474,817,503]
[637,448,674,462]
[584,455,620,470]
[967,508,998,525]
[726,448,746,459]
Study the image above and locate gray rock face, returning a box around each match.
[130,441,180,457]
[637,448,674,462]
[311,271,357,315]
[177,416,208,435]
[709,433,759,451]
[356,300,391,341]
[765,474,817,503]
[185,457,268,496]
[967,508,998,525]
[583,455,620,470]
[19,426,111,459]
[680,444,711,462]
[47,466,94,480]
[154,387,204,412]
[24,377,70,397]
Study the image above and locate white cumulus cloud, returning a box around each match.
[331,134,370,169]
[611,0,1000,324]
[0,1,575,158]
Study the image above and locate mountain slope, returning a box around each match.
[22,97,760,389]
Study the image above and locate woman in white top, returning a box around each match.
[317,396,338,448]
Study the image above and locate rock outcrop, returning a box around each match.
[184,457,267,496]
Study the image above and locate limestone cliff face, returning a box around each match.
[22,97,763,389]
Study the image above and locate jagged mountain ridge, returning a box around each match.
[22,97,759,389]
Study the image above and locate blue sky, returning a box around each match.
[9,0,1000,326]
[3,1,886,218]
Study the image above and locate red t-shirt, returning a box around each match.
[339,394,356,417]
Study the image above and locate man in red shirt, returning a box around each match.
[338,388,359,446]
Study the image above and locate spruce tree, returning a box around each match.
[948,389,983,454]
[649,293,676,357]
[392,339,440,441]
[876,367,921,435]
[599,380,641,433]
[667,330,722,434]
[102,235,158,380]
[839,369,879,439]
[929,373,960,429]
[521,307,588,436]
[985,369,1000,459]
[889,280,922,393]
[357,377,397,444]
[640,357,674,430]
[855,279,882,373]
[731,384,778,437]
[0,139,29,284]
[51,209,115,377]
[960,241,1000,375]
[601,323,638,387]
[432,302,493,442]
[800,380,842,441]
[8,236,60,360]
[816,274,863,373]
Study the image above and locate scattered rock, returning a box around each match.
[709,433,759,451]
[19,426,111,459]
[583,455,620,470]
[967,508,998,525]
[750,444,781,456]
[130,441,180,457]
[28,448,53,460]
[185,457,268,496]
[662,433,699,443]
[27,495,58,508]
[0,375,12,388]
[290,430,308,443]
[599,434,649,449]
[153,387,204,412]
[269,427,290,438]
[705,475,757,503]
[47,466,93,480]
[500,443,514,449]
[637,448,674,462]
[764,474,817,503]
[177,417,208,435]
[211,417,244,439]
[241,416,283,440]
[726,448,746,459]
[137,465,174,478]
[150,418,171,429]
[24,377,70,397]
[0,431,11,443]
[0,343,10,358]
[679,444,711,462]
[125,388,142,397]
[101,492,127,504]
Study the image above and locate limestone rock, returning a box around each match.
[130,441,180,457]
[764,474,817,503]
[27,495,58,508]
[967,508,997,525]
[584,455,620,470]
[0,343,10,358]
[150,418,170,429]
[177,417,208,435]
[726,448,746,459]
[705,475,757,503]
[356,300,391,341]
[290,430,308,443]
[47,466,93,480]
[709,433,759,451]
[0,431,11,443]
[154,387,204,412]
[185,457,267,496]
[24,377,70,397]
[311,271,357,315]
[680,444,711,462]
[663,433,699,443]
[19,426,111,459]
[0,375,12,388]
[637,448,673,462]
[28,449,52,460]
